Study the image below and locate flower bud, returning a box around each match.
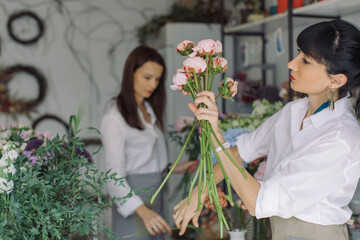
[212,57,228,73]
[176,40,195,55]
[219,78,238,99]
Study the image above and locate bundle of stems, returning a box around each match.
[150,39,247,238]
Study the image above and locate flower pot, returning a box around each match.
[228,229,246,240]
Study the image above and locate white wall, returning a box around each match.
[0,0,176,171]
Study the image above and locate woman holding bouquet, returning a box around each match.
[101,45,198,240]
[173,19,360,240]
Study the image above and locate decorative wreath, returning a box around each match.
[32,114,69,133]
[7,10,45,45]
[0,65,47,116]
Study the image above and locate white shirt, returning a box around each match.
[100,101,168,218]
[236,97,360,225]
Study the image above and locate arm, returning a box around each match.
[174,91,260,235]
[101,114,144,217]
[101,114,172,235]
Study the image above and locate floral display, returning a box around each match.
[219,98,283,132]
[0,112,124,240]
[152,39,246,238]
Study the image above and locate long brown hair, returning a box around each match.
[116,46,166,131]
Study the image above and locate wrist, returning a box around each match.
[135,204,147,219]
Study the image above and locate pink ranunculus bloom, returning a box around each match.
[176,40,194,53]
[183,57,207,73]
[174,116,195,132]
[215,40,222,53]
[195,39,218,55]
[170,69,190,90]
[212,57,228,72]
[254,160,267,181]
[0,125,7,131]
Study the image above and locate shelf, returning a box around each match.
[224,0,360,34]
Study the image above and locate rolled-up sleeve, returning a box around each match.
[255,137,354,222]
[101,114,143,218]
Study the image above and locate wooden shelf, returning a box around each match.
[224,0,360,34]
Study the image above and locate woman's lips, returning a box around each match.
[291,75,296,81]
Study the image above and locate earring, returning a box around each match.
[328,90,335,111]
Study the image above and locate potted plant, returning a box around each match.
[0,111,125,240]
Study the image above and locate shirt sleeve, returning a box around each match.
[255,137,357,220]
[235,110,282,163]
[101,114,143,218]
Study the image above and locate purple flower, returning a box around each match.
[23,151,32,158]
[25,139,43,150]
[75,147,93,163]
[29,155,39,166]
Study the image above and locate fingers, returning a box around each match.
[192,211,201,228]
[197,91,215,102]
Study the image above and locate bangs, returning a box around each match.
[297,22,338,66]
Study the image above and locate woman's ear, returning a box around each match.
[330,73,347,89]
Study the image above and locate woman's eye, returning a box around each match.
[302,58,309,64]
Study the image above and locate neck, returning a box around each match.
[307,91,338,116]
[135,95,144,108]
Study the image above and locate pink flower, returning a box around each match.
[219,78,238,99]
[254,160,267,181]
[0,125,7,131]
[212,57,228,73]
[183,57,207,73]
[176,40,194,54]
[42,131,53,140]
[170,69,190,91]
[20,130,31,141]
[190,39,222,56]
[174,116,195,132]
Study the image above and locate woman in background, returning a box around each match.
[101,46,197,240]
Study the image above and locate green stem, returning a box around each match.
[209,73,215,91]
[186,82,197,100]
[193,73,200,92]
[209,126,247,179]
[151,120,199,204]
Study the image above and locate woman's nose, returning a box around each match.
[287,57,297,71]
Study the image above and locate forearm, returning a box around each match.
[211,128,259,215]
[217,148,260,215]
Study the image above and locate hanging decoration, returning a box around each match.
[7,10,45,45]
[0,65,47,118]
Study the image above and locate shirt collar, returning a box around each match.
[308,96,350,128]
[141,101,157,125]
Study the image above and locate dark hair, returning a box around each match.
[297,19,360,117]
[116,45,166,131]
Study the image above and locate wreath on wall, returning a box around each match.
[7,10,45,45]
[0,65,47,118]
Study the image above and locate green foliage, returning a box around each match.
[0,112,125,240]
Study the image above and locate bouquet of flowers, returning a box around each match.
[0,111,124,240]
[151,39,246,237]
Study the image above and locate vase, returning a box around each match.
[228,229,246,240]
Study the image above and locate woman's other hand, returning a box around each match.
[173,186,206,235]
[188,91,221,136]
[135,204,172,236]
[173,160,199,174]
